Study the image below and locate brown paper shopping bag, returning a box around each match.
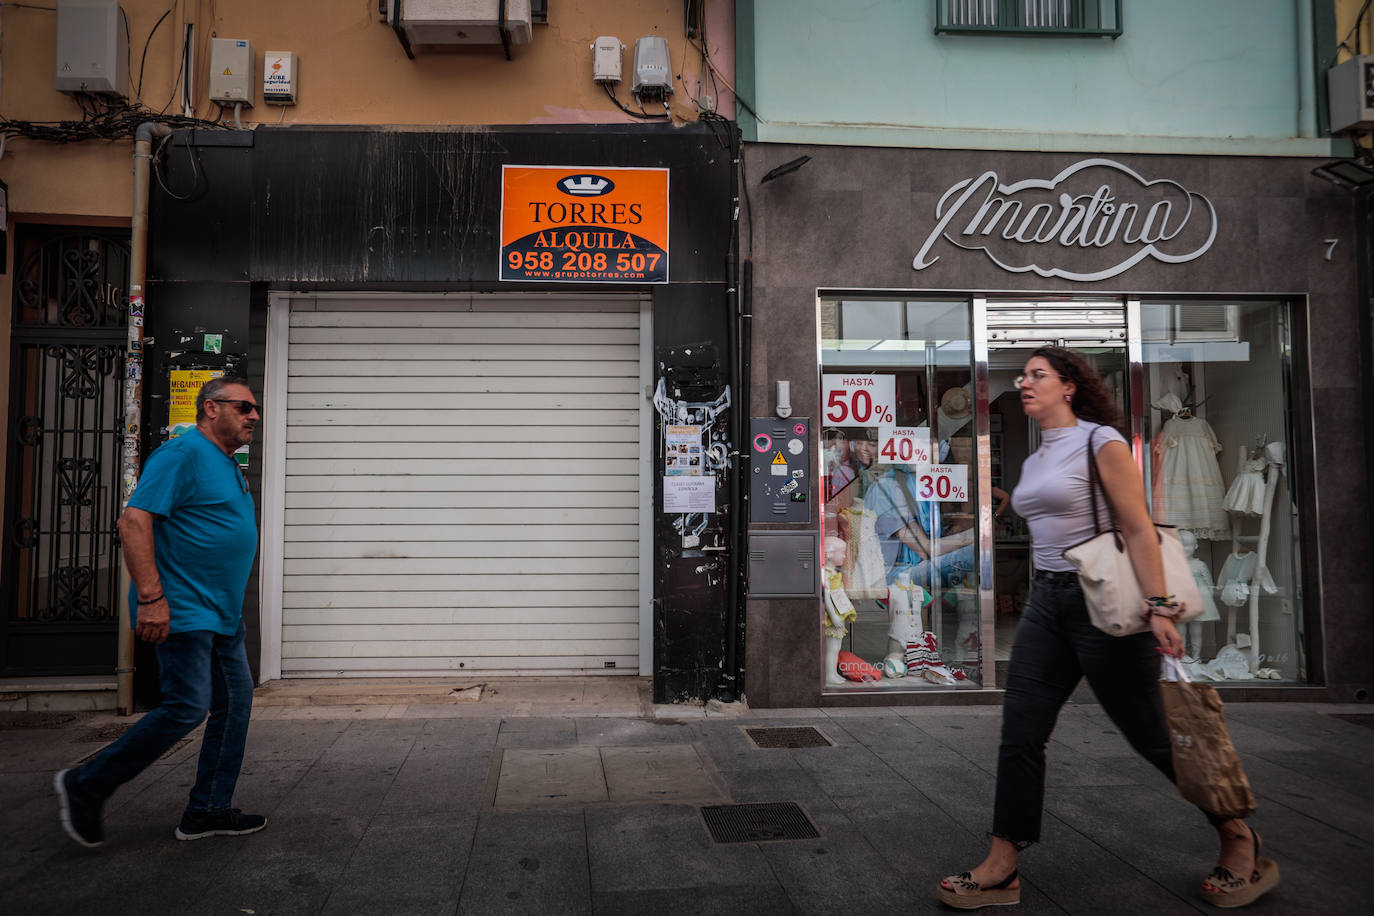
[1159,656,1256,820]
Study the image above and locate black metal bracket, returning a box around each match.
[499,0,512,61]
[390,0,415,60]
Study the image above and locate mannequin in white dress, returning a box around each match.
[1151,393,1231,540]
[1179,530,1221,660]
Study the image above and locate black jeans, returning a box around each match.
[992,573,1227,845]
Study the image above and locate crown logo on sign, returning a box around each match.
[559,176,612,196]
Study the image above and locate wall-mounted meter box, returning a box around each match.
[210,38,255,105]
[55,0,128,96]
[263,51,298,105]
[592,36,623,84]
[1329,55,1374,132]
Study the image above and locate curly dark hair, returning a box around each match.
[1029,346,1121,428]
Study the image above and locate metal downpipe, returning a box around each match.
[117,121,172,715]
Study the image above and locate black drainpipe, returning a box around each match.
[719,128,747,701]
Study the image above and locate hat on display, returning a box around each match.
[940,387,972,420]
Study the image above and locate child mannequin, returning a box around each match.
[822,537,855,686]
[1179,529,1221,660]
[885,568,929,675]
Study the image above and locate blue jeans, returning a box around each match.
[992,574,1226,845]
[74,621,254,813]
[890,542,976,590]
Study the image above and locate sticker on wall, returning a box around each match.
[500,165,669,283]
[771,451,788,475]
[128,296,144,318]
[203,333,223,354]
[169,368,225,438]
[879,427,932,467]
[822,374,896,428]
[665,424,704,476]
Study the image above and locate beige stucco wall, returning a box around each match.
[1336,0,1372,64]
[0,1,735,216]
[0,0,734,562]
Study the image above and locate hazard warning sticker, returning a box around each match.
[771,450,788,476]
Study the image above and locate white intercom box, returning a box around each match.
[210,38,255,105]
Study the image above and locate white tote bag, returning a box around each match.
[1062,427,1204,636]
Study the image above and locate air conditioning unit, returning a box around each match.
[1142,302,1240,343]
[390,0,532,46]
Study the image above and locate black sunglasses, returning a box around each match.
[209,398,263,416]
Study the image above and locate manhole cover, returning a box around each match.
[745,726,833,749]
[701,802,820,843]
[1330,714,1374,729]
[0,712,80,730]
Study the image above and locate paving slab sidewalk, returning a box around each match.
[2,682,1372,915]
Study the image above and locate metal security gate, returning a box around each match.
[2,227,130,676]
[268,294,649,677]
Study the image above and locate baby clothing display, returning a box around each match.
[886,570,930,648]
[902,631,968,686]
[1150,393,1231,540]
[1223,453,1268,517]
[1179,530,1221,623]
[1216,550,1277,608]
[822,568,856,638]
[1223,440,1285,517]
[839,499,887,599]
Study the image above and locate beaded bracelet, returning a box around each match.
[1142,596,1182,621]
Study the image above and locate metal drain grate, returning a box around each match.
[745,726,833,749]
[1330,714,1374,729]
[701,802,820,844]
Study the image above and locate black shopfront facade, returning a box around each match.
[142,123,739,703]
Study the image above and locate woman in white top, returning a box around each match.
[937,347,1275,910]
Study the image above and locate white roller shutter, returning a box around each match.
[278,296,645,676]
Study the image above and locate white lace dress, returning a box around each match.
[1223,454,1267,517]
[1156,411,1231,540]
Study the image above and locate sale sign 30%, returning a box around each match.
[822,374,970,502]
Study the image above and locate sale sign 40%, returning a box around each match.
[822,374,970,502]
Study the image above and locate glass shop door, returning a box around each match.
[977,299,1134,681]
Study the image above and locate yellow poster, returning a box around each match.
[168,369,224,438]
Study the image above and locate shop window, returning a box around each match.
[820,297,983,690]
[935,0,1122,38]
[1140,298,1305,684]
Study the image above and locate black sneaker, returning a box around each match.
[174,808,267,841]
[54,768,104,848]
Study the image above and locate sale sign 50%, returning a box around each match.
[822,374,970,502]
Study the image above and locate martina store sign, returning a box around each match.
[912,159,1218,283]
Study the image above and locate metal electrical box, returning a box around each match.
[748,532,819,598]
[55,0,128,96]
[210,39,255,105]
[592,36,623,84]
[263,51,298,105]
[1329,55,1374,132]
[750,417,811,524]
[632,36,673,102]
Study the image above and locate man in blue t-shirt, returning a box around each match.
[55,377,266,848]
